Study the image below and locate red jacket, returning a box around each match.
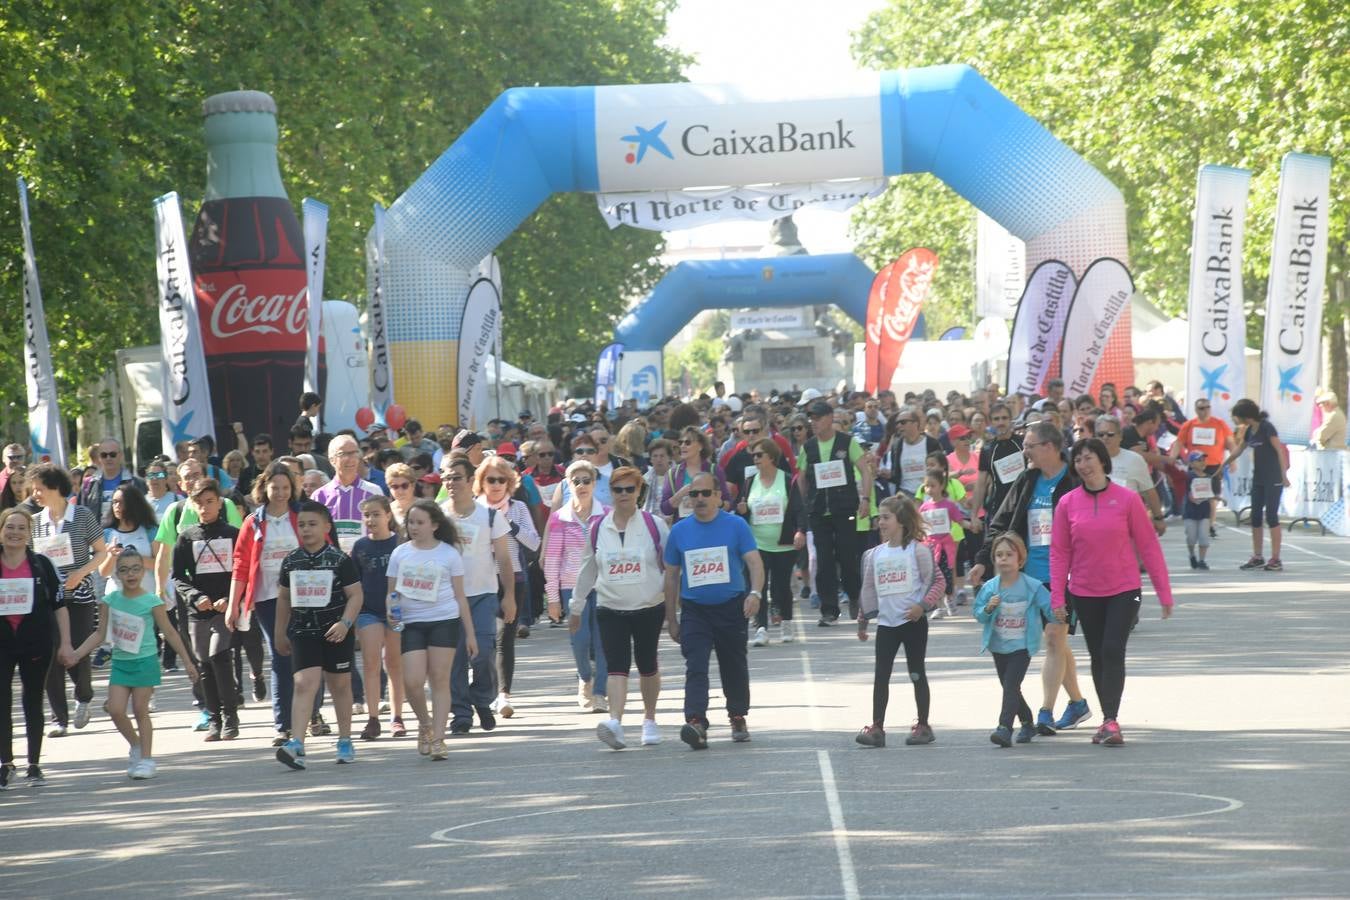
[232,504,301,613]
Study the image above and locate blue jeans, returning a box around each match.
[562,588,607,698]
[252,598,292,733]
[680,596,750,724]
[451,593,500,723]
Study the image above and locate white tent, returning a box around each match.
[471,356,559,427]
[1131,317,1261,402]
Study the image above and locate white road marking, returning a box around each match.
[817,749,861,900]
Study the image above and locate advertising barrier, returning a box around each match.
[1222,447,1348,536]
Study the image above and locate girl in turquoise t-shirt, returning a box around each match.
[69,548,197,780]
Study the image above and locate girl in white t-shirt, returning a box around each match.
[854,495,946,749]
[386,500,470,761]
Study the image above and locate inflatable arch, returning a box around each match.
[378,64,1128,424]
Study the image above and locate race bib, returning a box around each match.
[109,608,145,654]
[993,599,1029,643]
[396,562,442,602]
[685,546,731,588]
[0,579,34,616]
[34,532,75,568]
[1190,479,1215,501]
[923,507,951,535]
[192,538,234,575]
[1192,426,1217,446]
[335,519,362,553]
[874,553,915,597]
[1156,430,1176,452]
[900,455,927,480]
[814,459,847,489]
[290,569,334,608]
[261,533,299,576]
[456,520,480,549]
[751,495,785,525]
[603,549,644,585]
[1028,508,1053,547]
[994,452,1026,485]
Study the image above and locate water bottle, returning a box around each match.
[388,591,405,632]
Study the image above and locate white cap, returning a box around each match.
[797,388,823,406]
[726,396,743,413]
[568,413,587,423]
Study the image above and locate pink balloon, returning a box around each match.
[354,407,375,430]
[385,404,408,432]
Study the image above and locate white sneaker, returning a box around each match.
[592,694,609,714]
[496,693,514,719]
[127,747,142,778]
[780,622,795,644]
[147,692,157,713]
[751,626,769,647]
[955,589,970,607]
[578,678,593,710]
[131,758,157,780]
[596,718,626,750]
[379,701,391,714]
[73,701,91,729]
[641,719,662,746]
[352,702,365,716]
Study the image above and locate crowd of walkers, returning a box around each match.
[4,374,1301,784]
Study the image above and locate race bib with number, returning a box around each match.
[994,452,1027,485]
[34,532,75,568]
[1028,508,1054,547]
[0,579,34,616]
[1192,426,1217,447]
[900,455,927,480]
[109,608,146,654]
[290,569,335,608]
[923,507,951,535]
[261,534,299,576]
[1190,479,1215,501]
[874,553,915,597]
[456,520,480,549]
[994,598,1029,643]
[1156,431,1177,452]
[603,549,644,585]
[193,538,234,575]
[334,519,363,553]
[396,563,442,602]
[685,546,731,588]
[814,459,847,489]
[751,496,785,525]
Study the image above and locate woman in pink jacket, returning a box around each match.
[543,459,609,712]
[1050,438,1173,747]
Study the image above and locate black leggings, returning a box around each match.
[1,647,52,767]
[597,604,665,678]
[1072,589,1140,720]
[497,576,525,694]
[756,548,797,627]
[992,650,1033,729]
[46,601,95,725]
[231,625,265,693]
[873,617,929,726]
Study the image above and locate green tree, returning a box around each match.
[850,0,1347,394]
[1,0,686,440]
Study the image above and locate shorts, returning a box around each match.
[356,611,386,629]
[109,654,162,688]
[400,618,461,653]
[597,603,665,677]
[1249,482,1282,529]
[1183,518,1212,548]
[290,631,356,674]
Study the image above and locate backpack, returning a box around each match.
[589,509,665,572]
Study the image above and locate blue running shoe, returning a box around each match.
[1035,708,1057,736]
[1054,698,1092,730]
[989,725,1012,748]
[335,737,356,764]
[1015,723,1035,744]
[193,710,212,732]
[277,738,306,770]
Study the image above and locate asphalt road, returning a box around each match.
[3,520,1348,898]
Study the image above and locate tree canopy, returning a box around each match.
[850,0,1347,383]
[1,0,686,434]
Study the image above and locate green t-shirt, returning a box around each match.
[154,498,243,546]
[746,469,794,552]
[796,434,866,521]
[105,589,163,659]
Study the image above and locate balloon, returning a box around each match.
[385,404,408,432]
[355,407,375,430]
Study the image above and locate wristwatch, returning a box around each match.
[341,617,354,629]
[747,590,762,598]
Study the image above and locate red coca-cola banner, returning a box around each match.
[864,258,901,394]
[873,248,938,393]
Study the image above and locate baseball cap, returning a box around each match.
[726,396,743,413]
[947,424,972,440]
[451,430,482,450]
[1187,450,1205,462]
[495,442,517,456]
[806,399,833,418]
[797,388,823,406]
[518,410,533,419]
[418,472,442,485]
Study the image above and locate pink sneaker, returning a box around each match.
[1093,719,1124,747]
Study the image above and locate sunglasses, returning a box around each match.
[742,427,761,435]
[791,425,806,432]
[388,481,412,490]
[679,439,696,446]
[571,477,593,486]
[689,488,714,498]
[485,476,509,485]
[443,474,466,483]
[751,452,766,459]
[1196,405,1211,411]
[611,484,638,494]
[147,472,167,480]
[573,447,597,455]
[538,451,555,458]
[100,451,119,459]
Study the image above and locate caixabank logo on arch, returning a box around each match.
[597,78,885,192]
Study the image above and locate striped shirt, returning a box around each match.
[542,498,607,602]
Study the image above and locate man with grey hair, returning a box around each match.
[76,437,145,522]
[1096,414,1165,536]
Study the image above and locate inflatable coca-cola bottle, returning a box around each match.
[190,90,307,442]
